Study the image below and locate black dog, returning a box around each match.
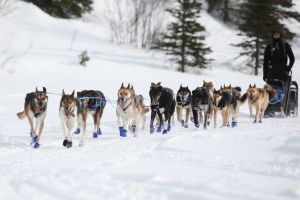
[191,87,212,129]
[176,85,192,128]
[76,90,106,138]
[149,82,175,134]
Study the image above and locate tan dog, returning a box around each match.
[202,81,218,127]
[214,85,247,127]
[117,83,149,137]
[17,87,48,148]
[247,84,276,123]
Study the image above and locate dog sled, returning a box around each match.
[265,71,298,117]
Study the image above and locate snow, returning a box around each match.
[0,1,300,200]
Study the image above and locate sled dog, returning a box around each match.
[17,87,48,148]
[116,83,149,137]
[176,85,192,128]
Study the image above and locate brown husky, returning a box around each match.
[17,87,48,148]
[117,83,149,137]
[214,85,247,127]
[202,81,218,127]
[59,90,87,148]
[247,84,276,123]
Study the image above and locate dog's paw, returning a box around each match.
[162,129,168,134]
[31,136,38,145]
[184,124,188,128]
[195,124,200,128]
[66,141,72,148]
[79,141,84,147]
[33,143,40,149]
[258,119,262,123]
[253,119,257,123]
[74,128,80,135]
[190,117,194,123]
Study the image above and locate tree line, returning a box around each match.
[22,0,300,74]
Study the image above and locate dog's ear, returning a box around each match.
[180,84,182,89]
[121,82,124,88]
[42,87,47,93]
[36,87,38,93]
[249,84,252,88]
[203,80,206,85]
[71,90,75,97]
[127,83,130,89]
[62,89,65,96]
[254,84,256,88]
[229,84,231,88]
[157,82,161,86]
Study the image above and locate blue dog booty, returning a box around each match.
[162,129,168,134]
[33,143,40,149]
[156,125,162,132]
[131,125,137,133]
[31,135,38,145]
[231,121,237,128]
[74,128,80,135]
[181,119,185,127]
[167,125,172,131]
[119,127,127,137]
[93,132,98,138]
[97,128,102,136]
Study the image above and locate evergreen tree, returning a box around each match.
[156,0,211,72]
[207,0,240,23]
[23,0,93,19]
[235,0,300,75]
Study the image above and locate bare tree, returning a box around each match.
[102,0,170,49]
[0,0,16,16]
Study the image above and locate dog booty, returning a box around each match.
[184,124,188,128]
[162,129,168,134]
[33,143,40,149]
[93,132,98,138]
[231,121,237,128]
[31,136,38,145]
[74,128,80,135]
[190,117,194,123]
[119,127,127,137]
[226,122,230,127]
[63,139,69,147]
[97,128,102,136]
[167,125,171,131]
[150,127,155,134]
[156,125,162,132]
[131,125,137,133]
[66,141,72,148]
[181,119,185,127]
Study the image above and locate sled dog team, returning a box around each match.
[17,81,276,148]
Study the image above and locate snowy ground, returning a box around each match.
[0,1,300,200]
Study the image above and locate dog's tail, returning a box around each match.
[264,84,276,99]
[17,111,27,120]
[239,93,248,103]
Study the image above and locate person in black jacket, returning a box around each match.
[263,30,295,82]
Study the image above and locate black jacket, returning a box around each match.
[263,39,294,81]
